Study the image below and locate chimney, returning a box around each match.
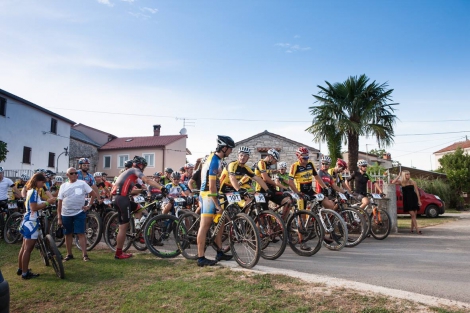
[153,125,161,136]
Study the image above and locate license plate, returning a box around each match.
[371,193,382,199]
[226,193,242,204]
[315,193,325,201]
[338,193,348,201]
[254,193,265,203]
[8,203,17,209]
[133,195,145,203]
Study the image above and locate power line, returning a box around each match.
[395,131,470,136]
[394,137,461,158]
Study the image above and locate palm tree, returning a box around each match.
[306,74,398,173]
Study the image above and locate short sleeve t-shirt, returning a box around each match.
[58,180,93,216]
[0,177,14,200]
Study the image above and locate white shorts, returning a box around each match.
[19,220,39,240]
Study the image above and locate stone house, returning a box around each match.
[226,130,320,168]
[69,128,101,173]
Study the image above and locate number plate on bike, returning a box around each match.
[315,193,325,201]
[338,193,347,201]
[226,193,241,204]
[254,193,265,203]
[289,192,300,200]
[103,199,111,205]
[8,202,17,209]
[133,195,145,203]
[371,193,382,199]
[174,198,185,203]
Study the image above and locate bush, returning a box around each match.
[415,178,455,208]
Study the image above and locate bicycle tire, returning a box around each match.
[48,215,65,247]
[132,218,148,251]
[370,208,391,240]
[318,208,348,251]
[251,209,287,260]
[175,211,201,260]
[229,213,261,269]
[104,212,132,252]
[37,236,50,267]
[45,234,65,279]
[143,214,181,258]
[4,212,23,244]
[286,210,324,257]
[339,207,367,247]
[75,212,102,251]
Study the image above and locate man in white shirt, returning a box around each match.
[0,167,20,217]
[57,167,97,262]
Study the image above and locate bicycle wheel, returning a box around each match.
[37,236,50,266]
[104,212,132,252]
[4,212,23,244]
[45,234,65,279]
[252,210,287,260]
[175,211,201,260]
[75,212,102,251]
[319,208,348,251]
[339,207,367,247]
[229,213,261,269]
[286,210,323,257]
[143,214,180,258]
[49,215,65,247]
[370,208,391,240]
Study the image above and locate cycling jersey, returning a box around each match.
[77,170,95,187]
[24,188,42,222]
[219,160,255,193]
[180,173,192,186]
[328,168,344,187]
[254,159,276,192]
[10,181,25,200]
[200,153,222,195]
[190,168,202,190]
[163,182,188,198]
[276,172,290,191]
[111,168,145,196]
[160,176,171,186]
[315,169,333,193]
[288,161,317,194]
[39,186,49,201]
[347,171,373,195]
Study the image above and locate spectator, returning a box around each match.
[391,170,422,234]
[0,167,21,208]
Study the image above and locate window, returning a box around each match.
[103,155,111,169]
[50,118,57,134]
[48,152,55,168]
[22,146,31,164]
[118,155,129,168]
[0,97,5,117]
[143,153,155,167]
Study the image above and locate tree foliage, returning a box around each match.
[306,74,398,173]
[0,141,8,163]
[369,148,387,157]
[438,147,470,208]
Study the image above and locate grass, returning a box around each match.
[396,215,460,229]
[0,242,466,313]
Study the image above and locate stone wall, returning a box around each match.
[69,138,99,172]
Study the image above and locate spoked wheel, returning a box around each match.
[370,208,391,240]
[229,213,261,269]
[49,215,65,247]
[286,210,324,257]
[143,214,180,258]
[104,212,132,252]
[75,212,102,251]
[45,234,65,279]
[4,212,23,244]
[339,207,367,247]
[176,211,201,260]
[318,209,348,251]
[251,210,287,260]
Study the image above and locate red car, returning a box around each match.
[395,185,445,217]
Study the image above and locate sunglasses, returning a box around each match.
[301,156,309,160]
[68,172,78,175]
[321,163,330,165]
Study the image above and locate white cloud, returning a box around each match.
[129,11,150,19]
[275,43,290,48]
[141,7,158,14]
[275,42,310,53]
[97,0,114,7]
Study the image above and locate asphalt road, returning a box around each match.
[255,212,470,304]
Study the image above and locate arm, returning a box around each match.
[84,190,98,211]
[260,172,277,188]
[313,174,328,190]
[340,181,352,194]
[252,176,269,192]
[372,181,383,194]
[11,185,21,199]
[57,199,63,225]
[288,179,299,194]
[142,176,162,190]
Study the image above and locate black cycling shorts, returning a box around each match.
[113,195,131,225]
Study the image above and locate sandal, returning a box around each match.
[83,255,90,262]
[418,231,423,235]
[64,255,74,261]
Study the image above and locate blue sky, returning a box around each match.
[1,0,469,170]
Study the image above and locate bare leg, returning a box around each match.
[21,239,37,273]
[197,216,212,257]
[77,233,87,257]
[65,233,74,256]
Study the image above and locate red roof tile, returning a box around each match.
[99,135,186,150]
[434,140,470,154]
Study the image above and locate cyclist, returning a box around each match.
[11,174,28,200]
[315,155,350,203]
[111,156,162,259]
[181,163,194,186]
[94,172,111,199]
[147,172,163,198]
[197,135,235,267]
[161,172,190,215]
[45,170,55,190]
[101,173,113,189]
[113,160,133,184]
[345,159,384,211]
[275,162,290,192]
[50,176,63,197]
[160,168,173,186]
[32,169,53,201]
[327,158,352,194]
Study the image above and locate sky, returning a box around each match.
[1,0,469,170]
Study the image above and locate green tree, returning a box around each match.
[369,148,387,158]
[306,74,398,173]
[325,126,342,165]
[438,147,470,209]
[0,141,8,162]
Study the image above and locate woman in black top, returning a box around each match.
[392,170,422,234]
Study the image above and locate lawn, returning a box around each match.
[396,215,460,229]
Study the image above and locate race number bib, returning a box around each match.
[338,193,348,201]
[133,195,145,203]
[254,193,266,203]
[315,193,325,201]
[289,192,300,200]
[103,199,112,205]
[371,193,382,199]
[8,202,17,209]
[226,193,242,204]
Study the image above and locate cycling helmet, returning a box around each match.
[184,163,194,169]
[216,135,235,149]
[238,146,251,155]
[35,168,46,174]
[336,158,347,169]
[171,172,181,180]
[133,156,148,168]
[267,149,280,161]
[0,167,3,173]
[357,159,368,167]
[295,147,309,157]
[164,167,173,174]
[321,155,332,164]
[153,172,162,177]
[78,158,90,164]
[55,176,63,183]
[94,172,102,177]
[124,160,133,168]
[101,172,108,176]
[278,162,287,170]
[20,174,29,181]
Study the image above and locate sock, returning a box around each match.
[116,248,123,256]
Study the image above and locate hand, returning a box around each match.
[264,189,274,197]
[48,197,57,203]
[238,188,248,197]
[82,205,91,211]
[57,217,62,226]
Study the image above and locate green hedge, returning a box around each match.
[415,178,454,208]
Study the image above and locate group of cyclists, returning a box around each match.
[2,133,385,271]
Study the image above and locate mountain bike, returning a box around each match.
[333,192,367,247]
[3,200,24,244]
[349,193,391,240]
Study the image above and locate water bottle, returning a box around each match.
[134,218,141,230]
[213,213,222,224]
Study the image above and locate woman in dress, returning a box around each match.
[392,170,422,234]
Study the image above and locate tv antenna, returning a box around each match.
[176,117,195,135]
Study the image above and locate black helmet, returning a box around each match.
[171,172,181,180]
[133,156,148,168]
[216,135,235,149]
[124,160,133,168]
[164,167,173,173]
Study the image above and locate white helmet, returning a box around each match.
[357,159,368,167]
[321,155,332,164]
[20,174,29,181]
[184,163,194,169]
[55,176,64,183]
[238,146,251,155]
[267,149,280,161]
[278,162,287,169]
[0,167,4,173]
[93,172,102,177]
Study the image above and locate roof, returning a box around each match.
[388,166,447,180]
[70,129,101,147]
[0,88,76,125]
[235,130,320,152]
[434,140,470,154]
[72,123,116,139]
[99,135,187,150]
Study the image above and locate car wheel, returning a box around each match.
[425,205,439,218]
